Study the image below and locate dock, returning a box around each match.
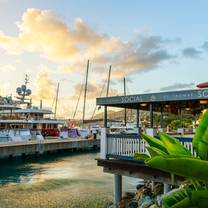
[0,138,100,158]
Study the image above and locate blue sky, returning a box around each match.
[0,0,207,118]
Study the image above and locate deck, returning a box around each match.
[97,158,184,184]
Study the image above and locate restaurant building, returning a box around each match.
[96,88,208,206]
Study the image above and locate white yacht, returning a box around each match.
[0,77,65,142]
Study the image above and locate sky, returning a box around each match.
[0,0,208,118]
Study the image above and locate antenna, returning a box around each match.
[82,60,89,124]
[16,74,32,105]
[24,74,29,86]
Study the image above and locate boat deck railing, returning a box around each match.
[102,131,195,160]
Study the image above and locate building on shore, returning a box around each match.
[96,88,208,207]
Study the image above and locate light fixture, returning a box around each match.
[200,100,208,105]
[140,103,147,107]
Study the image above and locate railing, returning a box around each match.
[104,133,195,160]
[106,134,145,160]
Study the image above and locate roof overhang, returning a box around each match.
[96,88,208,114]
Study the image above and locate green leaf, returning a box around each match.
[146,146,168,157]
[162,188,191,208]
[146,156,208,182]
[141,133,168,154]
[158,132,192,157]
[163,189,208,208]
[134,153,150,161]
[193,110,208,159]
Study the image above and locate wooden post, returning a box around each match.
[180,107,183,128]
[100,128,107,159]
[149,103,153,128]
[114,174,122,207]
[160,105,163,128]
[194,113,197,129]
[164,183,171,194]
[136,109,140,129]
[136,108,141,150]
[104,106,108,128]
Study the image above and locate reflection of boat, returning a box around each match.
[0,76,65,142]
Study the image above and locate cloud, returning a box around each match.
[0,64,16,72]
[0,8,120,61]
[0,83,12,96]
[143,89,152,93]
[160,82,195,91]
[32,67,56,101]
[202,41,208,52]
[71,81,119,100]
[0,8,176,79]
[182,47,202,58]
[90,35,176,78]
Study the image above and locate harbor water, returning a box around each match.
[0,151,141,208]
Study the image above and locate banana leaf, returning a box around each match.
[146,146,168,157]
[141,133,168,154]
[146,156,208,182]
[134,153,150,161]
[162,189,208,208]
[158,132,192,157]
[193,110,208,159]
[162,188,191,208]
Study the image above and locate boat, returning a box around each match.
[0,76,65,142]
[196,82,208,88]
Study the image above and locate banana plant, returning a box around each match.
[134,110,208,208]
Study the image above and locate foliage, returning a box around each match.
[134,110,208,208]
[144,113,194,130]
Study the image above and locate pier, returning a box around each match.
[0,138,100,159]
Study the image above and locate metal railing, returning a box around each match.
[105,133,195,160]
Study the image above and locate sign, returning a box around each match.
[96,89,208,106]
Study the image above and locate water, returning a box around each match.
[0,151,141,208]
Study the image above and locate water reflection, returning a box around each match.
[0,151,102,184]
[0,151,142,207]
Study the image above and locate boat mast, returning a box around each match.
[106,65,111,97]
[72,77,84,120]
[91,65,111,120]
[54,82,59,119]
[40,99,42,109]
[82,60,90,124]
[124,77,127,126]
